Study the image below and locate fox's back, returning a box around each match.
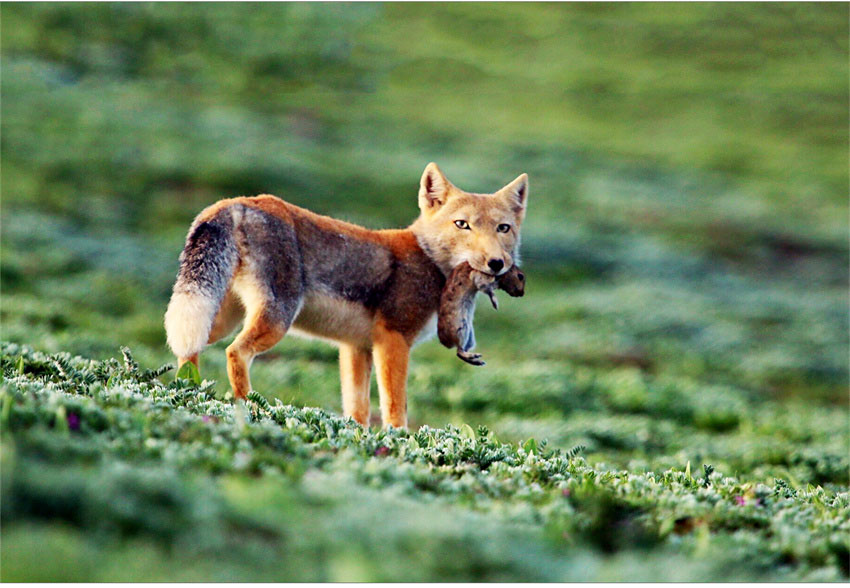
[197,194,444,345]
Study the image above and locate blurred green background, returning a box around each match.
[1,2,848,581]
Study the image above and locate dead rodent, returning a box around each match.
[437,262,525,366]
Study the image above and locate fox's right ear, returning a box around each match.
[419,162,452,211]
[498,173,529,222]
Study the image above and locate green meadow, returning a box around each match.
[1,3,848,581]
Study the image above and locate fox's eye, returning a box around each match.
[497,223,511,233]
[454,220,471,230]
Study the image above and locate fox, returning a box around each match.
[437,262,525,366]
[164,162,528,428]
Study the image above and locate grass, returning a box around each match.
[2,344,848,581]
[1,3,848,582]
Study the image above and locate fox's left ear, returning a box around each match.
[498,173,528,219]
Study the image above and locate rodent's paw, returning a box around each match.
[457,350,486,366]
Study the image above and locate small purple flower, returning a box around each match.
[734,495,746,506]
[202,415,218,424]
[374,446,390,457]
[67,413,80,431]
[562,488,571,497]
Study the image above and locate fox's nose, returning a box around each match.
[488,258,504,273]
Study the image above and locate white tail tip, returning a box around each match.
[164,290,217,359]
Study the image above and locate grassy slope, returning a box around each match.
[1,3,848,582]
[2,344,848,581]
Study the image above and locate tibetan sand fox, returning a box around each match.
[438,262,525,366]
[164,163,528,428]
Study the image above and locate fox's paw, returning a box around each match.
[457,350,486,366]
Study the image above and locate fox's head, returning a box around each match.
[411,162,528,277]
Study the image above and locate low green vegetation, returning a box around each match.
[1,3,847,582]
[2,344,848,581]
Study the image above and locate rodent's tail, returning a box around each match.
[164,212,238,359]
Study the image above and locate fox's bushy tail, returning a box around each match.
[164,213,238,359]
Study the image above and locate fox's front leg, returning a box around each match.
[372,320,410,429]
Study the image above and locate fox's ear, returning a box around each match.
[419,162,453,211]
[498,173,528,218]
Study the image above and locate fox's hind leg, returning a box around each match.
[226,270,302,400]
[340,344,373,426]
[225,206,303,400]
[226,309,288,400]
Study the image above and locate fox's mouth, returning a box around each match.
[475,269,505,277]
[469,266,496,276]
[466,260,509,276]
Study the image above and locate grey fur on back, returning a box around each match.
[292,213,395,307]
[233,204,397,312]
[231,206,304,328]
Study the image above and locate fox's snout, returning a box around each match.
[468,251,511,276]
[467,235,513,275]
